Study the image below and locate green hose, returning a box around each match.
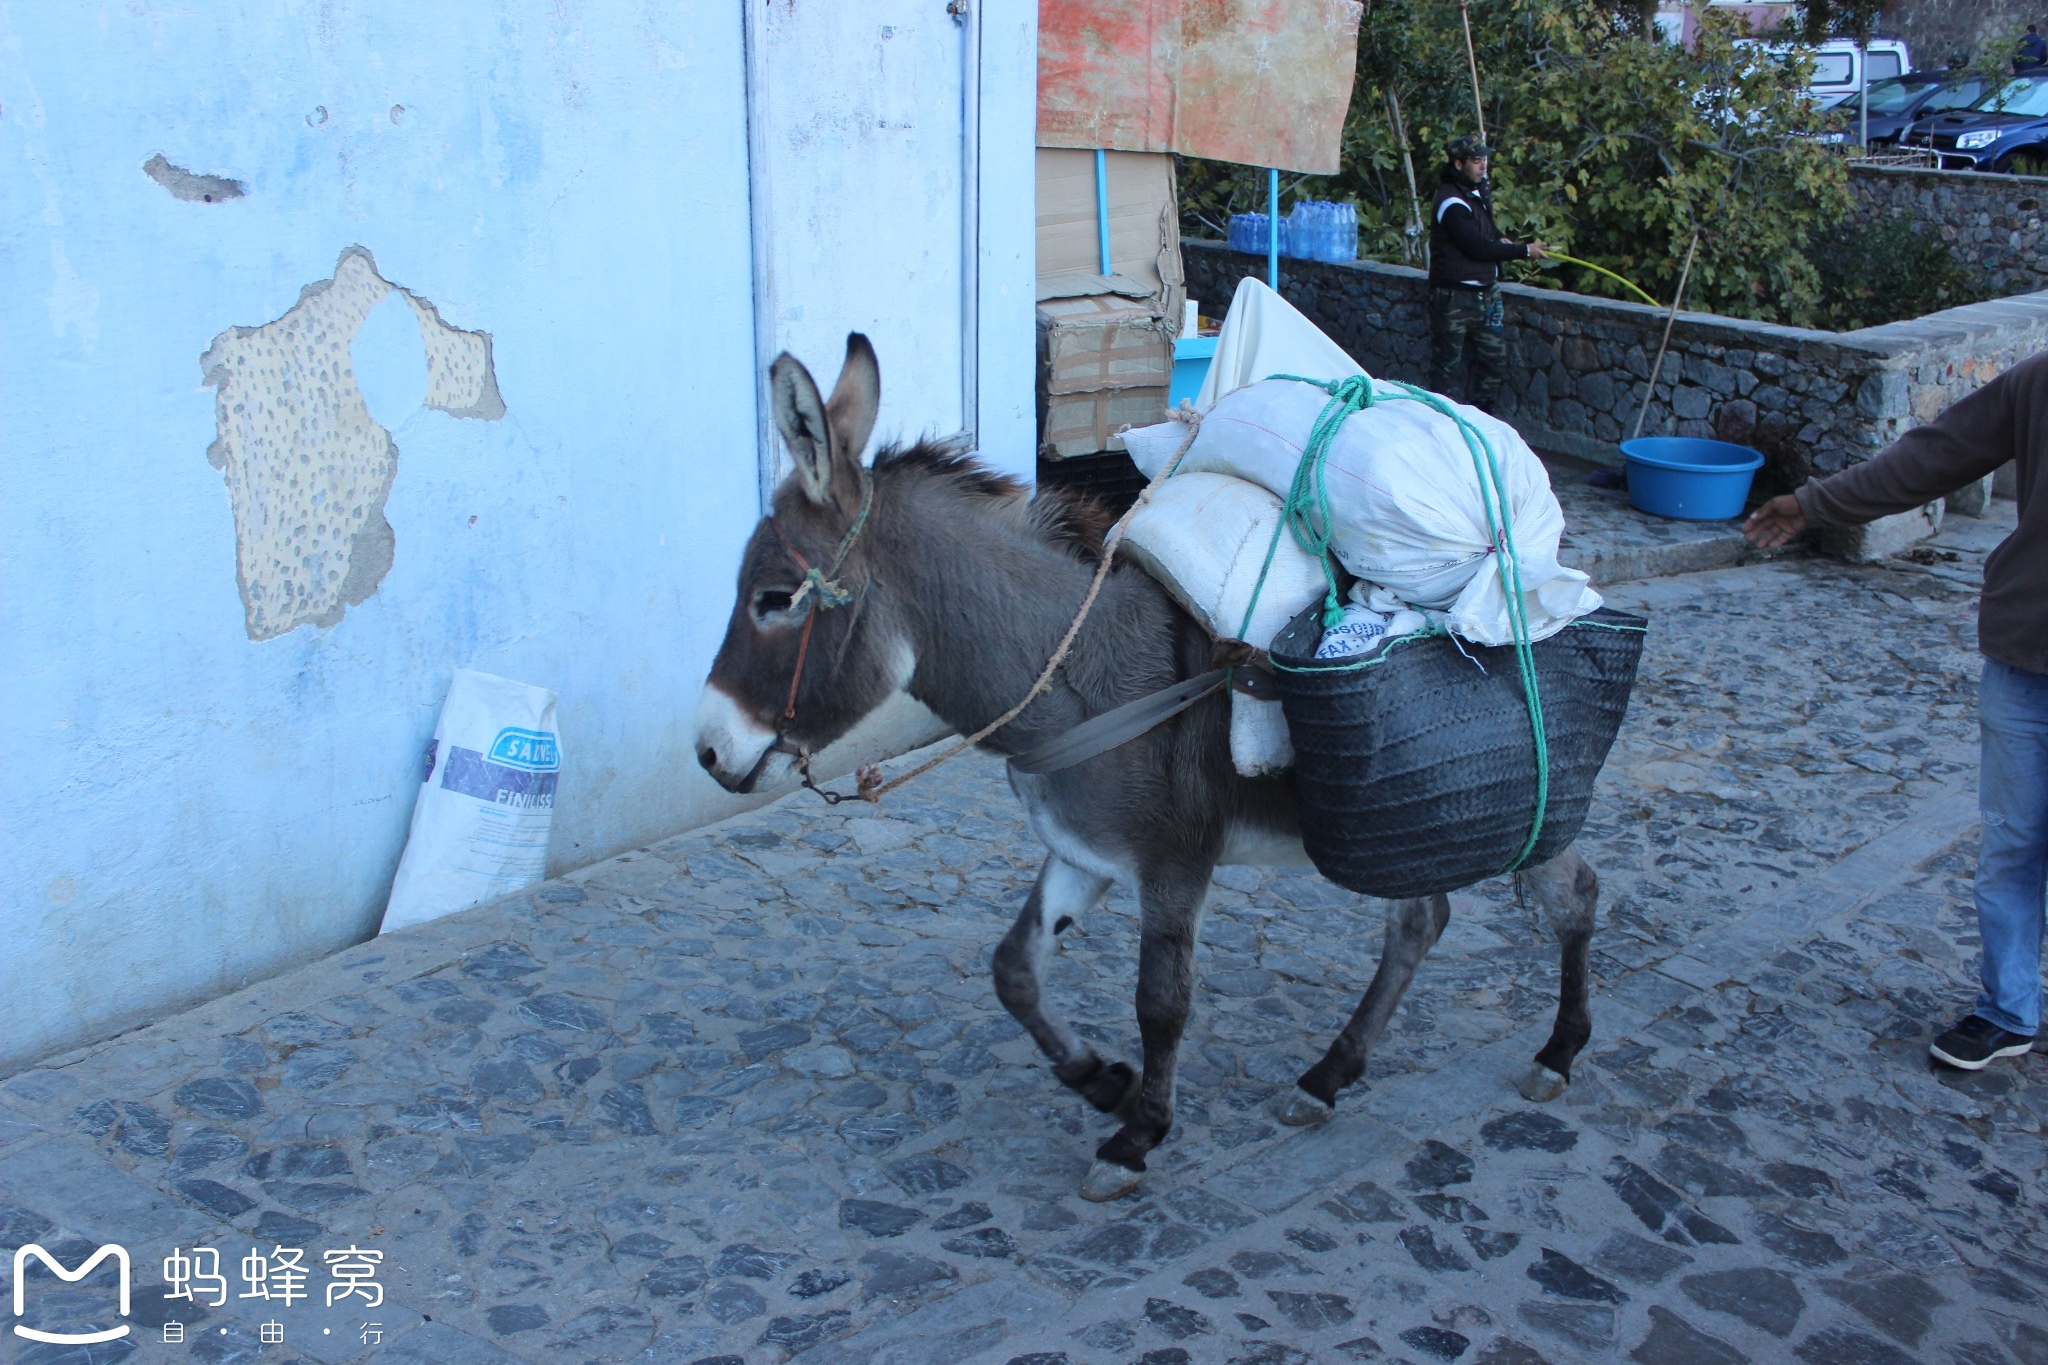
[1541,252,1659,307]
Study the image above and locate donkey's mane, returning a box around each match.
[873,438,1114,562]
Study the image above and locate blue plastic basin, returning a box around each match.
[1620,437,1764,521]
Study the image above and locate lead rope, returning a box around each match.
[814,407,1207,805]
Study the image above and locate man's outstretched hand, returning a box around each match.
[1743,493,1806,548]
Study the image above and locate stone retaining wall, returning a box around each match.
[1847,163,2048,299]
[1184,242,2048,505]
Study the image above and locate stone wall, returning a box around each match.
[1183,242,2048,501]
[1847,164,2048,299]
[1884,0,2032,68]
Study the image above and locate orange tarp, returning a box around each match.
[1037,0,1363,175]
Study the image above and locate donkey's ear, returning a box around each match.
[771,351,836,507]
[824,333,880,489]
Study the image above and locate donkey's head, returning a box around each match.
[695,334,908,793]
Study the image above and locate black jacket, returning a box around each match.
[1429,174,1527,289]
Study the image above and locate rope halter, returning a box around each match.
[758,467,876,803]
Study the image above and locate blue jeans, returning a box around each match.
[1975,659,2048,1036]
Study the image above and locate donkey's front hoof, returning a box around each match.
[1080,1158,1145,1202]
[1517,1063,1570,1103]
[1277,1087,1334,1126]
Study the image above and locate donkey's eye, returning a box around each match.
[753,588,797,615]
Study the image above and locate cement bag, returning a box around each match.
[382,670,561,934]
[1128,378,1600,646]
[1122,473,1326,776]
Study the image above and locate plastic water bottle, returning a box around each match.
[1286,202,1313,262]
[1281,201,1350,263]
[1233,212,1275,257]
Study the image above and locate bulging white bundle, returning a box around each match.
[1125,378,1600,647]
[1121,472,1325,777]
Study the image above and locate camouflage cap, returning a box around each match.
[1446,135,1493,162]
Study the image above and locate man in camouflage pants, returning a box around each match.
[1428,136,1547,411]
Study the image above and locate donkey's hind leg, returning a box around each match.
[1280,893,1451,1126]
[1514,843,1599,1102]
[992,857,1135,1116]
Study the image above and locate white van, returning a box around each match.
[1802,38,1911,109]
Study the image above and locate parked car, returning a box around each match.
[1813,70,1994,145]
[1903,74,2048,171]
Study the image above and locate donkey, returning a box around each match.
[695,335,1601,1202]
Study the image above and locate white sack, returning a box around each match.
[382,669,561,934]
[1123,472,1326,776]
[1127,378,1601,646]
[1194,276,1363,410]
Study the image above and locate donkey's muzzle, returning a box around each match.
[693,683,784,794]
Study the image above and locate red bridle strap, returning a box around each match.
[766,519,822,726]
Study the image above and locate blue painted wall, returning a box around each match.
[0,2,1031,1072]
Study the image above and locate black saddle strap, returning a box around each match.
[1008,668,1232,775]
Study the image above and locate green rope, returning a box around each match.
[1250,372,1554,874]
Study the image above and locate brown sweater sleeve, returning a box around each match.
[1795,367,2018,528]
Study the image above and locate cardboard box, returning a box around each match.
[1035,149,1185,460]
[1036,149,1186,302]
[1041,386,1172,460]
[1038,294,1176,397]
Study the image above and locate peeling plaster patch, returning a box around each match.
[200,246,504,641]
[142,153,245,203]
[408,292,506,420]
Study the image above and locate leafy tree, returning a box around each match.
[1505,11,1852,323]
[1180,0,1893,329]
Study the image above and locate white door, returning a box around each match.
[744,0,982,500]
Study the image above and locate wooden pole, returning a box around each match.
[1386,89,1426,266]
[1458,1,1487,144]
[1629,231,1702,442]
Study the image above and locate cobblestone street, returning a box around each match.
[5,504,2045,1365]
